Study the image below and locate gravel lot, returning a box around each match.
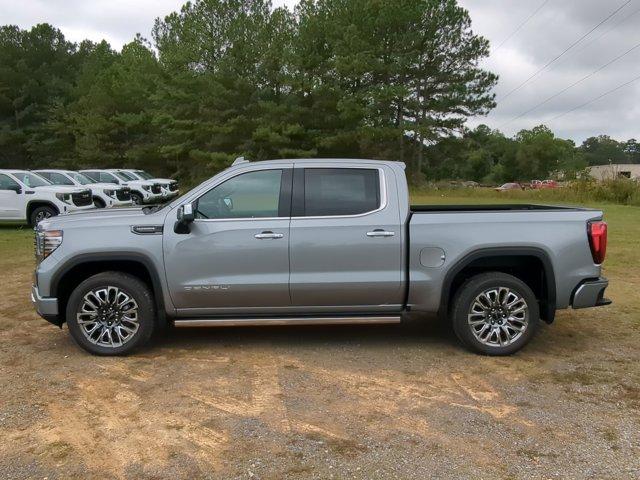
[1,205,639,479]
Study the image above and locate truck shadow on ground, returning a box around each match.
[152,316,460,352]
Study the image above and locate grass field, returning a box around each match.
[0,193,639,479]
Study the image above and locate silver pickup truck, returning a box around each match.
[31,158,610,356]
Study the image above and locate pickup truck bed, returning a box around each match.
[411,204,584,212]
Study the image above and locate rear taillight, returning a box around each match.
[588,221,607,264]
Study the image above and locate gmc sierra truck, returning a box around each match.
[0,169,94,225]
[34,170,133,209]
[31,158,610,356]
[79,169,164,205]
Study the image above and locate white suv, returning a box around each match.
[118,169,179,201]
[34,170,133,208]
[0,169,94,225]
[80,170,164,205]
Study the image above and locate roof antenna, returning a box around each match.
[232,156,249,166]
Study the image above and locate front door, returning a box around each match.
[164,167,292,316]
[289,165,403,311]
[0,174,23,220]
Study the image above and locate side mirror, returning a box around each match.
[174,203,195,234]
[9,185,22,194]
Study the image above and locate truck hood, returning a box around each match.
[152,178,176,184]
[86,182,127,189]
[39,206,170,230]
[33,185,89,194]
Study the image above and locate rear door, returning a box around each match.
[289,163,403,311]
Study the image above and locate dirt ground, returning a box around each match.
[1,208,639,479]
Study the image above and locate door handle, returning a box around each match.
[366,229,395,237]
[255,231,284,239]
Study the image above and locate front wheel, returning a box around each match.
[66,272,155,355]
[130,192,143,205]
[451,272,539,355]
[30,205,56,226]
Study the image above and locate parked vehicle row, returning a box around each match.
[494,179,560,192]
[0,168,178,225]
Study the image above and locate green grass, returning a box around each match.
[0,225,34,270]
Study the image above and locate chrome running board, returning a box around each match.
[173,316,401,328]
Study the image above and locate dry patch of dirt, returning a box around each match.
[1,247,639,478]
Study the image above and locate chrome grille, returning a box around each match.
[116,188,131,201]
[72,189,92,206]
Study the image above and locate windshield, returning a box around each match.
[113,172,132,182]
[13,172,51,188]
[135,170,154,180]
[68,172,94,185]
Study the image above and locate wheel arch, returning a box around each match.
[50,253,167,328]
[440,247,556,324]
[27,201,59,225]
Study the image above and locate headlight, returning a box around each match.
[35,229,63,261]
[55,193,72,203]
[103,189,116,197]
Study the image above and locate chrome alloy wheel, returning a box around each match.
[467,287,529,347]
[76,286,140,348]
[35,210,52,223]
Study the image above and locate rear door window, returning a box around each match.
[302,168,380,216]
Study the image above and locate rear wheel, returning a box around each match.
[451,272,539,355]
[66,272,155,355]
[30,205,56,226]
[93,197,106,208]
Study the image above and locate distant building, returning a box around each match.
[588,164,640,181]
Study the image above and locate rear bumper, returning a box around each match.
[31,284,62,326]
[572,277,611,309]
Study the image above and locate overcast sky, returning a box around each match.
[1,0,639,143]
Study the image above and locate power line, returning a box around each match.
[564,3,640,62]
[496,0,633,104]
[499,39,640,128]
[494,0,551,51]
[550,72,640,121]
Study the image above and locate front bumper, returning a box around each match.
[572,277,611,309]
[31,284,61,326]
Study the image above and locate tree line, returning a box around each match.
[427,126,640,183]
[0,0,636,186]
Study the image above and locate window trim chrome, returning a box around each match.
[185,164,388,223]
[193,166,289,223]
[291,166,387,220]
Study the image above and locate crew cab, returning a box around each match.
[31,159,610,356]
[0,169,94,225]
[79,169,163,205]
[34,170,133,208]
[117,169,179,201]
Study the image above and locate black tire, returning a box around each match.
[130,192,143,205]
[93,197,106,208]
[29,205,57,226]
[66,272,155,356]
[451,272,539,356]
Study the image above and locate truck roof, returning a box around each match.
[233,158,406,169]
